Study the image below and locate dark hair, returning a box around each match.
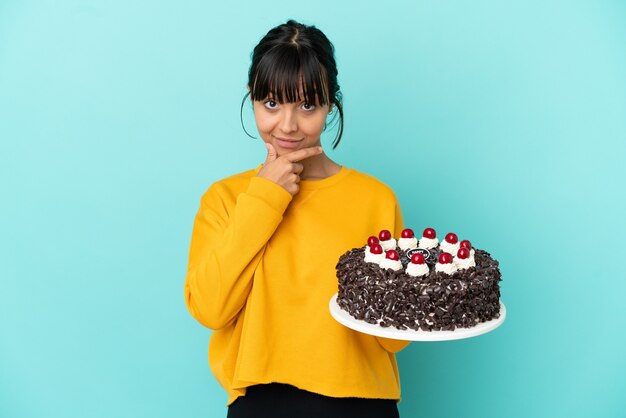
[240,19,344,149]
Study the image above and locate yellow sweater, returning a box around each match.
[184,165,410,406]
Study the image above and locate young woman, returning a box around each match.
[184,19,410,418]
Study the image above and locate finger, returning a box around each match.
[264,142,278,165]
[283,146,323,163]
[291,173,300,183]
[291,163,304,174]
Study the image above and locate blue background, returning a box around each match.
[1,1,625,417]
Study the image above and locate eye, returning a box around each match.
[302,102,316,111]
[263,99,278,109]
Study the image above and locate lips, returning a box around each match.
[273,135,303,150]
[274,136,302,142]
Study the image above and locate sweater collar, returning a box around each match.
[253,165,352,190]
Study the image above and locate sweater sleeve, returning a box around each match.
[376,194,411,353]
[184,176,292,330]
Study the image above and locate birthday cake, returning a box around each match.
[335,227,502,332]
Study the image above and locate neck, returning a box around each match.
[300,152,341,180]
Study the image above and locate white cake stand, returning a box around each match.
[329,293,506,342]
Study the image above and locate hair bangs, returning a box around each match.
[250,46,330,106]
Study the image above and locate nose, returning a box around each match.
[278,108,298,133]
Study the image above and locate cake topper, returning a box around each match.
[406,252,429,277]
[454,246,476,270]
[406,247,432,261]
[380,249,402,271]
[398,228,418,250]
[435,251,457,274]
[363,243,384,264]
[457,248,470,259]
[378,230,391,241]
[440,232,460,255]
[378,229,397,251]
[419,227,439,249]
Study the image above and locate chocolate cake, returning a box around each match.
[335,228,502,332]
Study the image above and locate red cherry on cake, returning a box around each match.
[457,248,470,259]
[423,227,436,239]
[460,239,471,250]
[438,252,453,264]
[385,250,399,260]
[379,229,392,241]
[445,232,458,244]
[401,228,415,239]
[367,236,379,247]
[370,244,383,254]
[411,253,425,264]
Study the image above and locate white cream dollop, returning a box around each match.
[364,247,385,264]
[406,262,429,277]
[435,262,457,275]
[398,237,418,250]
[418,237,439,249]
[439,240,460,255]
[454,255,476,270]
[379,238,397,252]
[380,257,403,271]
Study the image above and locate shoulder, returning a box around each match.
[200,166,259,204]
[210,167,258,189]
[344,168,398,201]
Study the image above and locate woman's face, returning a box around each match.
[252,90,331,156]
